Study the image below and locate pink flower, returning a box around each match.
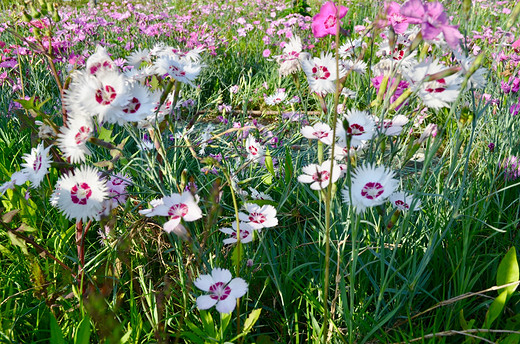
[400,0,462,49]
[376,2,411,34]
[311,2,348,38]
[263,49,271,58]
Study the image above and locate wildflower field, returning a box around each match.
[1,0,520,342]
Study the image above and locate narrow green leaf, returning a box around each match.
[200,310,216,338]
[74,316,91,344]
[459,309,469,331]
[184,320,207,342]
[264,148,275,176]
[501,333,520,344]
[220,312,232,335]
[484,290,507,329]
[181,332,205,344]
[284,147,293,185]
[50,312,65,344]
[242,309,261,334]
[261,174,272,185]
[497,247,519,299]
[119,329,132,343]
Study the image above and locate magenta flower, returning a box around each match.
[400,0,462,49]
[376,2,411,34]
[311,2,348,38]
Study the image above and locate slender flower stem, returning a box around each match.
[76,220,92,294]
[222,167,242,339]
[322,2,343,342]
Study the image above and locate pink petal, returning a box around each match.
[400,0,424,22]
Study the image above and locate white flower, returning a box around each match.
[154,55,202,87]
[139,193,202,233]
[389,191,422,211]
[264,89,287,106]
[274,35,303,77]
[117,83,156,124]
[336,109,376,146]
[298,160,342,190]
[0,171,29,195]
[51,165,108,223]
[194,268,248,314]
[330,142,364,161]
[339,39,365,58]
[405,59,462,109]
[20,143,52,188]
[377,115,409,136]
[86,45,117,75]
[238,203,278,230]
[220,221,254,245]
[302,52,344,95]
[127,48,151,68]
[453,51,487,89]
[301,122,334,145]
[245,136,264,161]
[342,164,398,214]
[340,59,367,75]
[57,117,94,164]
[67,70,131,123]
[248,187,273,201]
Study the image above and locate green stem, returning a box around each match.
[222,167,242,339]
[322,2,343,342]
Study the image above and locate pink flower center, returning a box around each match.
[425,79,446,93]
[95,85,118,105]
[112,178,125,186]
[89,61,113,75]
[392,48,405,61]
[313,130,329,139]
[312,170,330,182]
[286,51,299,61]
[71,183,92,205]
[395,200,410,210]
[168,203,189,219]
[169,65,186,78]
[231,229,250,240]
[361,182,384,200]
[33,155,42,172]
[311,65,331,80]
[123,97,142,114]
[74,126,91,145]
[248,212,266,224]
[324,14,336,29]
[248,145,259,156]
[209,282,232,300]
[347,124,365,136]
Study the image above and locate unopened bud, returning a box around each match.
[418,123,438,143]
[424,66,462,82]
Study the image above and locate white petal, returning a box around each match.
[196,295,218,310]
[163,218,181,233]
[227,278,248,298]
[211,268,232,284]
[194,274,214,291]
[215,297,237,314]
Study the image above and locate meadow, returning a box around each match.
[1,0,520,343]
